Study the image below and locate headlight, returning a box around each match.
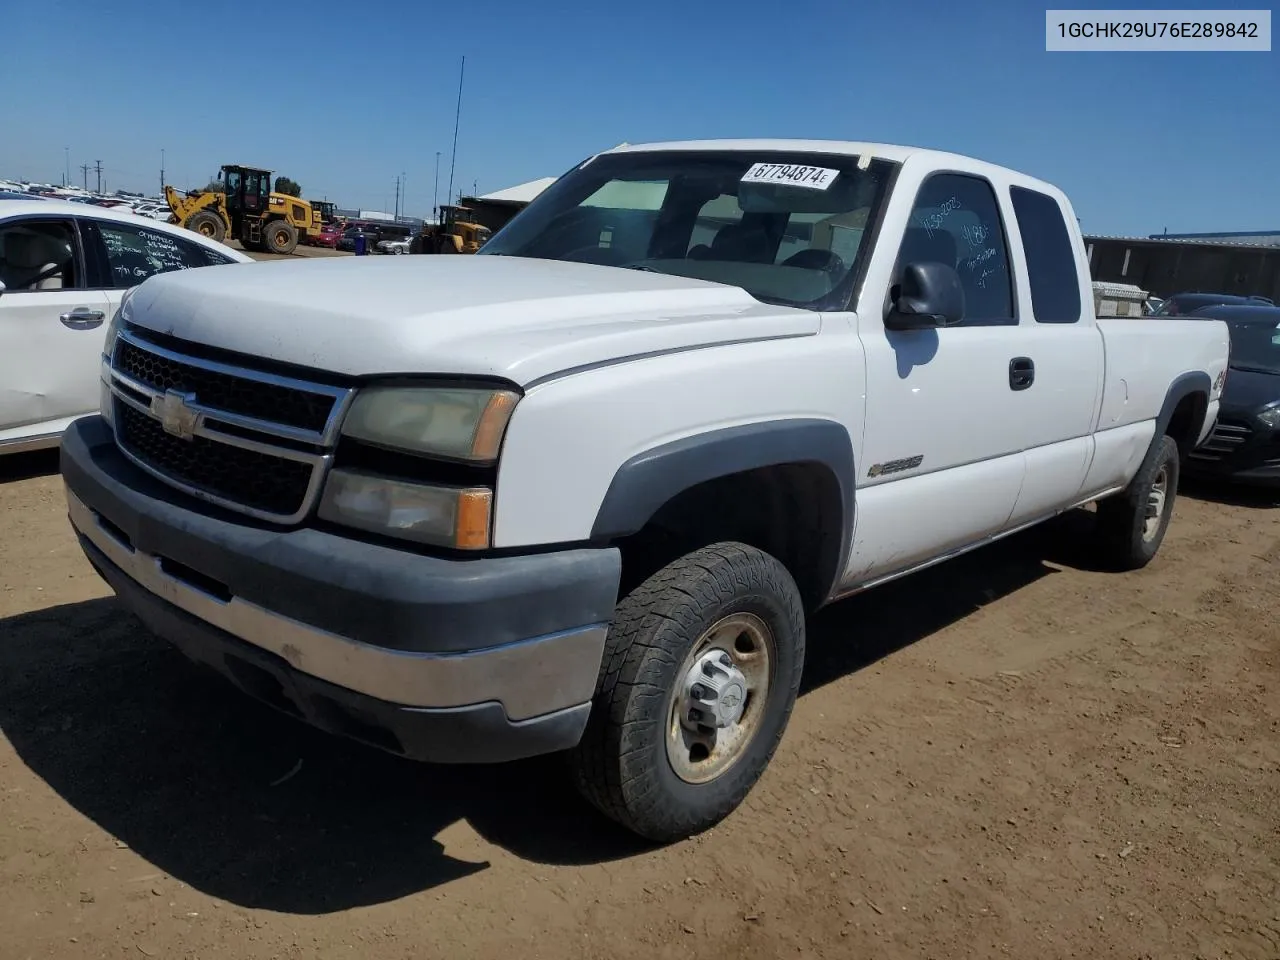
[318,469,492,549]
[103,287,133,358]
[341,386,519,461]
[1258,402,1280,430]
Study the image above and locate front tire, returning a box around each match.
[1095,434,1180,570]
[184,210,225,243]
[263,219,298,255]
[570,543,805,843]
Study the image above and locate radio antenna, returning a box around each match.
[446,55,465,207]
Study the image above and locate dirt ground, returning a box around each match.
[1,450,1277,960]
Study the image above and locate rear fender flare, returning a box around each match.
[1153,371,1211,456]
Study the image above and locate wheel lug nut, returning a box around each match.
[691,684,705,699]
[720,653,732,667]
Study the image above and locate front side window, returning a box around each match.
[0,218,81,291]
[97,221,224,287]
[897,173,1015,325]
[480,151,897,310]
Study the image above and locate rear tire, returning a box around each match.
[263,220,298,255]
[184,211,225,243]
[569,543,805,843]
[1095,434,1180,570]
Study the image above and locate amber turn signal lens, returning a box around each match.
[454,488,493,550]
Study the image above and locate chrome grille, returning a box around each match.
[106,328,353,524]
[1189,420,1252,462]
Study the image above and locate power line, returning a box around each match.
[80,163,90,190]
[94,160,103,193]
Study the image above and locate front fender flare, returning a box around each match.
[590,418,856,598]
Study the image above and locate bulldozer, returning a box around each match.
[409,204,491,255]
[165,164,321,256]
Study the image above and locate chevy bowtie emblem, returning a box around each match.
[151,389,200,440]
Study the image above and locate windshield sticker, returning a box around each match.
[741,163,840,190]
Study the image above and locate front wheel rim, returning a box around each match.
[665,612,774,785]
[1143,465,1169,541]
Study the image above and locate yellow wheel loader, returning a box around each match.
[409,204,491,255]
[165,165,321,256]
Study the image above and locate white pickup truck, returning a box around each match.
[61,139,1230,842]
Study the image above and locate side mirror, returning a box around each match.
[885,261,965,330]
[0,279,6,298]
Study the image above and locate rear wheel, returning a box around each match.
[184,211,225,243]
[1095,434,1180,570]
[263,219,298,255]
[569,543,805,843]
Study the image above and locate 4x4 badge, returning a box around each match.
[868,454,924,478]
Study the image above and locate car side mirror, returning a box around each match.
[0,279,6,298]
[885,262,965,330]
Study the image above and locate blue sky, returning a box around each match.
[1,0,1275,234]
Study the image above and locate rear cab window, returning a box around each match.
[1009,186,1082,324]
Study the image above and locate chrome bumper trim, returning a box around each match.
[67,489,606,721]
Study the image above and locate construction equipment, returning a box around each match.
[164,165,321,256]
[410,204,491,255]
[311,200,337,224]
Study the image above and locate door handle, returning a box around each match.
[1009,357,1035,391]
[59,308,106,330]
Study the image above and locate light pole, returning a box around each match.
[63,147,69,186]
[433,152,440,222]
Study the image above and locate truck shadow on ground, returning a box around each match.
[0,511,1091,914]
[0,448,60,484]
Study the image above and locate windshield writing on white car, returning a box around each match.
[478,151,898,311]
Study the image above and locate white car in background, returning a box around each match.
[0,199,253,455]
[376,236,413,255]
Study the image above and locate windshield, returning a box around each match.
[1226,318,1280,375]
[479,150,898,310]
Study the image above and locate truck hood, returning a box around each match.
[125,255,819,385]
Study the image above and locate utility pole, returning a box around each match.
[94,160,103,193]
[393,175,400,218]
[446,55,465,223]
[433,152,440,222]
[64,147,69,187]
[160,148,165,197]
[80,163,90,189]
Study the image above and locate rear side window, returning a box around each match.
[97,220,230,286]
[1010,186,1081,324]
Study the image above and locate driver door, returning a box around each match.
[0,215,111,445]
